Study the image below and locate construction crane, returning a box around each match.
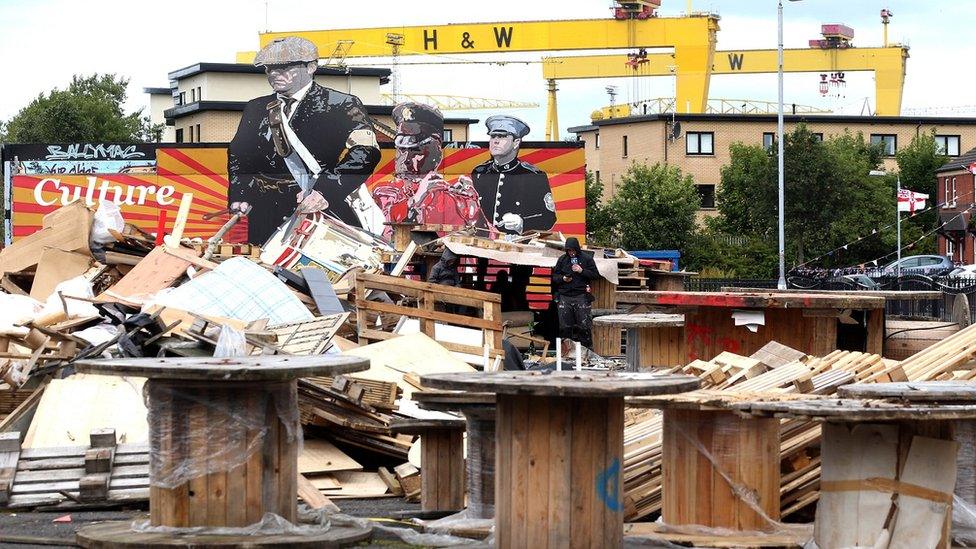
[379,93,539,111]
[236,7,721,139]
[543,16,909,124]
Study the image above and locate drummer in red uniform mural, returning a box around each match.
[371,102,482,240]
[472,115,557,237]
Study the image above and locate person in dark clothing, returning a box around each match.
[428,249,459,287]
[551,237,599,350]
[490,269,517,311]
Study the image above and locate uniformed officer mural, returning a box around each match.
[371,102,482,240]
[227,36,383,243]
[472,115,556,236]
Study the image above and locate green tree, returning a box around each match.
[895,132,948,254]
[706,125,898,276]
[603,162,700,250]
[584,171,614,246]
[4,74,161,143]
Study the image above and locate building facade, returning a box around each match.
[145,63,476,144]
[569,113,976,214]
[936,148,976,264]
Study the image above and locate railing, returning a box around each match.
[684,275,976,324]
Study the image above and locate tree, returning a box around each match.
[708,125,898,275]
[3,74,162,143]
[603,162,700,250]
[584,171,614,246]
[896,132,948,254]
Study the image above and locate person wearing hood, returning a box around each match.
[551,237,599,350]
[428,248,460,287]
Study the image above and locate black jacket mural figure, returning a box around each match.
[228,36,381,244]
[472,115,556,236]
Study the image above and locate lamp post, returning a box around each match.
[777,0,802,290]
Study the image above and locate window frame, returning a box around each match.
[935,134,961,157]
[762,132,775,151]
[196,124,201,142]
[175,128,184,143]
[686,131,715,156]
[870,133,898,156]
[622,135,628,158]
[442,128,453,142]
[594,132,600,149]
[695,183,717,209]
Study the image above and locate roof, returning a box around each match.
[568,112,976,134]
[143,87,172,95]
[163,100,478,126]
[167,62,391,84]
[938,146,976,174]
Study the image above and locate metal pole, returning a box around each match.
[777,0,787,289]
[896,175,902,278]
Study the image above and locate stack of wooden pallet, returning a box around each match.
[622,342,888,521]
[867,320,976,382]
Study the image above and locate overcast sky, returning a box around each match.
[0,0,969,140]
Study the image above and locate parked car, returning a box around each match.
[948,264,976,278]
[837,274,879,289]
[877,255,954,277]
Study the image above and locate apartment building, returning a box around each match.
[936,148,976,264]
[145,63,476,144]
[569,113,976,213]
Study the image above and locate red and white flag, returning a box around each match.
[898,188,928,212]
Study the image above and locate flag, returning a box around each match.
[897,188,928,212]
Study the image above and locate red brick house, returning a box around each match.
[937,147,976,264]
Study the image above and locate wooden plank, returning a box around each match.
[298,438,361,475]
[224,390,247,527]
[297,473,340,512]
[0,432,21,505]
[98,246,194,304]
[29,248,93,301]
[526,395,550,548]
[163,193,193,248]
[509,394,529,549]
[888,436,958,549]
[497,395,514,549]
[0,202,92,274]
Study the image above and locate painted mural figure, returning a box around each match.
[472,115,556,236]
[371,103,482,240]
[227,36,383,243]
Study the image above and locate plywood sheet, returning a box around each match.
[23,374,148,448]
[328,471,390,498]
[343,333,475,399]
[98,246,196,304]
[298,438,361,475]
[0,201,92,274]
[29,248,94,301]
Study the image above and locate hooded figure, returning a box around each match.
[428,248,460,287]
[551,237,599,349]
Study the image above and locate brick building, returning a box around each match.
[569,113,976,215]
[145,63,476,144]
[936,148,976,264]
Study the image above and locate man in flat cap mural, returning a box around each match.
[471,114,556,236]
[371,102,482,240]
[228,36,383,243]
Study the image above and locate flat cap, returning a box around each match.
[392,102,444,147]
[254,36,319,66]
[485,114,529,138]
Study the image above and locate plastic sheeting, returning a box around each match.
[145,379,301,489]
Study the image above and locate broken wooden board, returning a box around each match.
[343,333,476,400]
[0,202,93,275]
[310,471,391,498]
[256,314,349,356]
[298,439,362,475]
[29,248,94,301]
[297,473,340,512]
[887,436,957,549]
[97,245,198,305]
[23,374,147,448]
[750,341,808,369]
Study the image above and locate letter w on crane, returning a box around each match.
[493,26,514,48]
[728,53,744,71]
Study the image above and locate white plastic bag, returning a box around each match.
[214,325,247,357]
[90,200,125,245]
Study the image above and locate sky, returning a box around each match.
[0,0,971,140]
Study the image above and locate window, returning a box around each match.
[595,171,601,184]
[442,128,453,142]
[951,177,958,207]
[687,132,714,155]
[948,239,955,258]
[622,135,628,157]
[696,184,716,209]
[177,91,186,106]
[190,88,196,102]
[196,86,202,101]
[762,132,775,151]
[196,124,201,142]
[871,134,897,156]
[812,133,824,142]
[175,128,184,143]
[594,132,600,149]
[189,125,195,143]
[901,257,922,268]
[936,135,961,156]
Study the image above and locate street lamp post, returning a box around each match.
[777,0,802,290]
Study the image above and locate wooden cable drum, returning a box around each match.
[883,320,960,361]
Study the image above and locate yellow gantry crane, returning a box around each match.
[237,4,721,139]
[379,93,539,111]
[543,20,909,120]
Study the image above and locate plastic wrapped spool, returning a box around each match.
[146,379,302,528]
[465,412,496,519]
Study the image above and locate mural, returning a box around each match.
[228,36,382,244]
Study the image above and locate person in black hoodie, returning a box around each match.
[551,237,599,350]
[428,249,459,287]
